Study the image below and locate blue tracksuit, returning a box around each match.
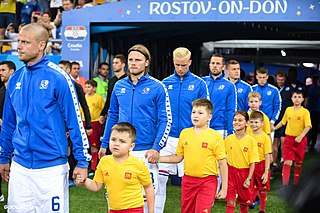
[0,56,91,169]
[234,79,252,111]
[252,83,282,123]
[203,74,237,135]
[101,73,172,152]
[162,70,209,138]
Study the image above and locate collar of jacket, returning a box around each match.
[173,70,191,79]
[210,73,223,80]
[25,54,49,71]
[127,73,150,84]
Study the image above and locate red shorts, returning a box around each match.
[109,207,143,213]
[226,165,254,205]
[253,161,270,191]
[283,135,307,164]
[84,121,101,148]
[181,175,217,213]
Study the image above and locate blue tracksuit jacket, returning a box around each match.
[101,73,172,152]
[162,70,209,138]
[252,83,282,123]
[203,74,237,135]
[0,56,91,169]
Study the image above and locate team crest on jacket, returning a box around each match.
[188,85,194,90]
[120,88,126,93]
[168,85,173,90]
[267,91,272,95]
[142,87,150,94]
[40,80,49,89]
[218,85,225,90]
[238,88,243,93]
[243,147,248,152]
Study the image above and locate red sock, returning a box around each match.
[226,203,236,213]
[293,165,303,185]
[282,164,291,185]
[90,152,98,171]
[239,204,248,213]
[259,191,267,212]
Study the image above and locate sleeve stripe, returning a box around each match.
[47,62,91,161]
[149,76,172,148]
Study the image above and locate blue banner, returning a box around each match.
[61,0,320,78]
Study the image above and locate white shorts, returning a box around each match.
[159,136,184,177]
[216,129,227,139]
[8,161,69,213]
[130,150,159,194]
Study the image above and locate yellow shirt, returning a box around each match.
[85,93,104,121]
[281,106,312,137]
[225,134,260,168]
[0,0,16,13]
[176,127,226,178]
[248,131,272,161]
[94,155,151,211]
[247,110,271,135]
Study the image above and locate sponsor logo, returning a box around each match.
[120,88,126,94]
[258,142,262,147]
[243,147,248,152]
[168,85,173,90]
[15,82,21,90]
[285,87,290,91]
[124,172,132,179]
[39,80,49,89]
[64,26,88,41]
[202,142,208,148]
[238,88,243,93]
[267,91,272,95]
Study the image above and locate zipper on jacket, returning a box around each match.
[131,85,135,123]
[178,79,182,134]
[26,70,33,168]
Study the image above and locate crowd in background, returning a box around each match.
[0,0,120,55]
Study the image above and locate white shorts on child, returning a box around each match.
[7,161,69,213]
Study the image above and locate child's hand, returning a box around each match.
[216,188,227,200]
[295,135,303,143]
[261,172,268,184]
[243,179,251,188]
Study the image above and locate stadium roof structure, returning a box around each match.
[62,0,320,79]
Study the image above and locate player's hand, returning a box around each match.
[243,179,251,188]
[98,148,107,159]
[86,129,93,136]
[216,188,227,200]
[74,174,85,185]
[0,118,2,126]
[295,135,303,143]
[0,163,10,182]
[270,123,275,132]
[73,167,87,185]
[261,171,268,184]
[99,116,105,125]
[145,149,160,164]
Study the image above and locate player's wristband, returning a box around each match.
[246,177,251,182]
[157,158,160,163]
[265,168,269,171]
